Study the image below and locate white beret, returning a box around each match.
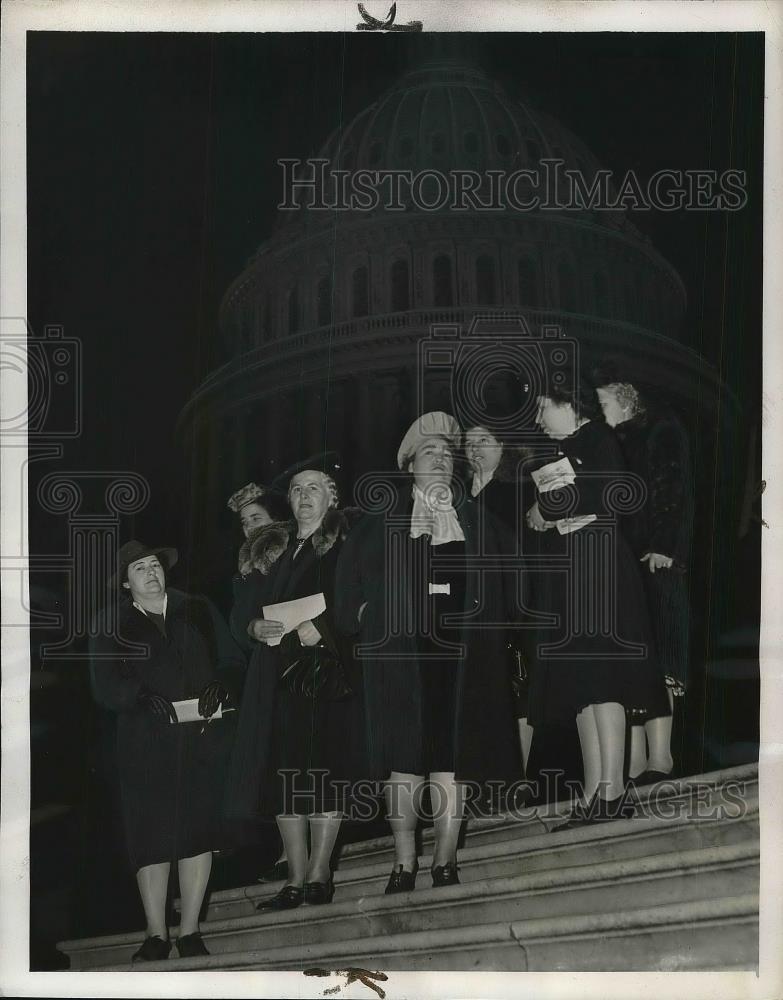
[397,411,461,470]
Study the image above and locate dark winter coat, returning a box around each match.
[333,484,522,787]
[526,419,671,726]
[224,511,366,831]
[89,588,244,870]
[614,408,693,687]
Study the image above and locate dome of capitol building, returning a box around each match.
[179,57,711,566]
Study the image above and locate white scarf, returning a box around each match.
[410,484,465,546]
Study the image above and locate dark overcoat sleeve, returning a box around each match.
[88,617,147,713]
[333,517,371,637]
[645,418,692,562]
[537,425,625,521]
[201,592,247,702]
[229,570,269,653]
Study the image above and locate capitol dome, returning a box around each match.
[179,57,710,571]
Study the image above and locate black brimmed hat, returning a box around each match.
[111,540,177,589]
[270,451,342,495]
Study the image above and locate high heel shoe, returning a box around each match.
[385,863,417,895]
[431,861,460,887]
[255,884,304,911]
[304,877,335,905]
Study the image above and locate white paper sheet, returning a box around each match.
[261,592,326,646]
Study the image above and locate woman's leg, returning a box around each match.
[575,705,601,803]
[628,725,648,780]
[307,812,342,883]
[385,772,424,871]
[136,862,171,939]
[276,814,309,887]
[177,852,212,936]
[430,771,465,868]
[644,688,675,774]
[593,701,627,800]
[517,718,534,776]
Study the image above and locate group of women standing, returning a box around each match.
[219,365,692,910]
[91,362,693,959]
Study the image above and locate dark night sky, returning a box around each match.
[26,30,763,556]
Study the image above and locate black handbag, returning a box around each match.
[278,632,353,701]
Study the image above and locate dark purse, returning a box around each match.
[278,632,354,701]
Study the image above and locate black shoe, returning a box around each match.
[584,793,637,824]
[258,860,288,883]
[176,932,209,958]
[304,878,335,905]
[255,884,304,911]
[131,935,171,962]
[385,864,417,895]
[431,862,460,887]
[643,769,674,785]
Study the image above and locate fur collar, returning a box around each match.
[238,509,360,576]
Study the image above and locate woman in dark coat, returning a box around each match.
[464,422,534,772]
[224,455,366,911]
[594,376,693,782]
[90,541,244,961]
[334,412,522,892]
[526,381,670,821]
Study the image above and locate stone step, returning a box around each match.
[201,805,757,922]
[90,894,760,972]
[301,761,759,872]
[63,839,758,970]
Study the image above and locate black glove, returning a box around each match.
[198,679,228,719]
[137,688,177,723]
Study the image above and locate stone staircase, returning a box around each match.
[58,763,759,972]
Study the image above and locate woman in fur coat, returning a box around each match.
[224,455,366,911]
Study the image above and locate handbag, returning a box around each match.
[278,632,353,701]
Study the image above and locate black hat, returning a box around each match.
[270,451,342,495]
[111,540,178,589]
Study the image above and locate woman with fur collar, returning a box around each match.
[334,413,522,894]
[224,454,366,912]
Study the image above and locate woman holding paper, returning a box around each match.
[334,413,521,892]
[224,454,365,911]
[526,379,670,823]
[90,540,245,961]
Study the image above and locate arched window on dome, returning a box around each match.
[287,286,300,335]
[517,256,539,307]
[390,258,410,312]
[317,275,333,327]
[592,270,610,317]
[476,254,497,305]
[556,257,578,312]
[352,265,369,318]
[433,254,454,307]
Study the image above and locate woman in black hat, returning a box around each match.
[592,368,693,783]
[224,454,366,911]
[89,541,244,961]
[526,377,670,823]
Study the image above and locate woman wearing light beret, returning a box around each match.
[335,412,522,893]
